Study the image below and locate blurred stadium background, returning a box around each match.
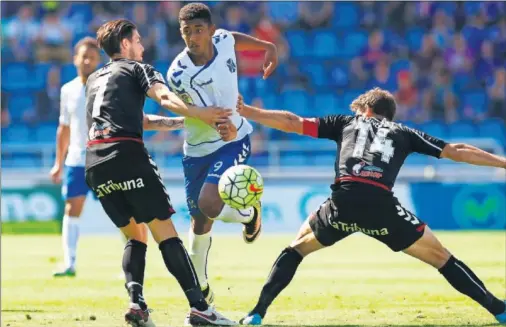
[1,1,505,234]
[1,2,505,326]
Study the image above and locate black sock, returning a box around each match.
[439,256,505,315]
[159,237,208,311]
[123,239,147,311]
[251,247,303,318]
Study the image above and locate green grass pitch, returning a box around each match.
[2,232,505,327]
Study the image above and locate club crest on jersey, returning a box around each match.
[226,58,236,73]
[352,161,383,179]
[180,92,194,105]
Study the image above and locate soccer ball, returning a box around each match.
[218,165,264,210]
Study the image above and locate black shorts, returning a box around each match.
[309,192,426,252]
[85,147,175,228]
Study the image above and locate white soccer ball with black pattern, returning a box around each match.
[218,165,264,210]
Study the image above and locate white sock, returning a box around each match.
[215,204,254,224]
[62,215,80,270]
[188,229,212,290]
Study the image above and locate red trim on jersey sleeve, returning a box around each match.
[302,118,319,137]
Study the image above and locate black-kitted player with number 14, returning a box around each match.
[236,88,506,325]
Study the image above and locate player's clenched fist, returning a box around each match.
[197,106,233,126]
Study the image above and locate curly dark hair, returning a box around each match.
[350,87,397,121]
[179,2,212,24]
[96,19,137,57]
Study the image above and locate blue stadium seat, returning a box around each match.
[261,93,278,109]
[2,124,32,144]
[285,30,309,58]
[30,63,52,90]
[342,91,363,109]
[420,120,447,139]
[312,30,338,58]
[314,93,339,115]
[478,118,506,145]
[342,31,368,58]
[282,91,309,115]
[405,153,429,166]
[61,64,77,84]
[300,62,327,87]
[333,2,359,28]
[2,63,30,92]
[330,65,350,88]
[463,92,488,115]
[406,28,424,51]
[280,151,307,166]
[248,152,269,167]
[35,123,57,143]
[448,121,478,139]
[267,2,299,24]
[8,95,35,122]
[144,98,159,115]
[253,78,277,97]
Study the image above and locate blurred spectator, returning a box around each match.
[35,10,72,63]
[295,2,333,30]
[488,68,506,120]
[462,13,488,51]
[221,5,251,34]
[360,2,381,30]
[430,10,454,49]
[384,3,407,33]
[89,3,116,33]
[366,59,395,91]
[158,1,185,61]
[131,3,156,63]
[278,62,310,93]
[426,70,458,122]
[414,34,441,87]
[1,92,11,128]
[475,40,499,86]
[5,4,39,62]
[444,34,473,74]
[395,70,419,121]
[238,15,289,77]
[490,18,506,61]
[351,30,389,83]
[32,66,61,122]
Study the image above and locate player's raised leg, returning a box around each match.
[403,226,506,323]
[53,166,88,277]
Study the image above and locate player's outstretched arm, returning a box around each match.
[143,114,184,131]
[146,83,232,126]
[440,143,506,169]
[237,96,303,134]
[232,32,277,79]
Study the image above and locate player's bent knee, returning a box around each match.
[290,231,325,258]
[147,218,179,244]
[198,197,222,219]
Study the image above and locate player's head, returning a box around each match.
[179,3,216,56]
[350,87,396,121]
[73,37,101,79]
[96,19,144,61]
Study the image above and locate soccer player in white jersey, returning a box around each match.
[49,37,101,277]
[167,3,278,304]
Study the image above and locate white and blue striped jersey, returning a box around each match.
[167,29,253,157]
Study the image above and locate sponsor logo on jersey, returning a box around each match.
[352,162,383,179]
[89,122,111,140]
[94,178,145,198]
[329,221,389,236]
[226,58,236,73]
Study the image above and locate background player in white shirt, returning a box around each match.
[49,37,101,277]
[167,3,278,305]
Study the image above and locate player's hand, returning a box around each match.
[197,106,233,126]
[236,94,244,115]
[49,164,62,184]
[263,43,278,80]
[217,119,237,142]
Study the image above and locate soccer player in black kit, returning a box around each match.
[236,88,506,325]
[85,19,237,327]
